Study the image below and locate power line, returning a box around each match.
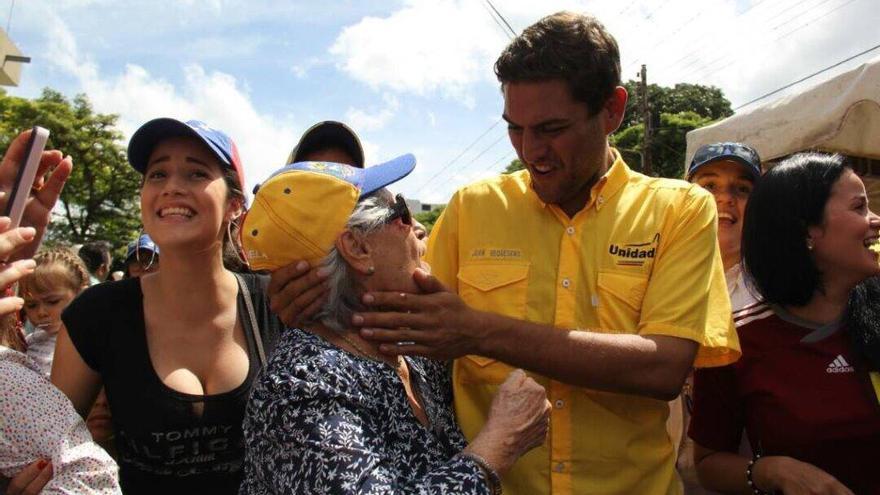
[480,149,516,175]
[6,0,15,34]
[456,132,509,173]
[767,0,838,32]
[484,0,516,37]
[673,0,858,83]
[416,130,509,194]
[735,41,880,110]
[638,0,778,74]
[650,0,801,78]
[775,0,858,40]
[480,0,513,40]
[413,119,504,194]
[672,0,820,78]
[413,0,515,197]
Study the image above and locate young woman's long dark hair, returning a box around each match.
[743,152,880,370]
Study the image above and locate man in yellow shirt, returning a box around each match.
[348,11,740,495]
[265,10,740,495]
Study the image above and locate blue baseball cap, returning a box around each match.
[127,118,247,198]
[688,142,762,182]
[265,154,415,194]
[242,154,416,270]
[125,234,159,263]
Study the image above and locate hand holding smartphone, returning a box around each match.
[3,126,49,228]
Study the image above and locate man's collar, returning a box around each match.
[527,148,631,214]
[584,148,629,212]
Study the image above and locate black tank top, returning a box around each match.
[62,274,281,494]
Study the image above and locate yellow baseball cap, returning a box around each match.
[242,155,416,271]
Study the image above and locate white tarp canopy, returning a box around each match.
[685,55,880,166]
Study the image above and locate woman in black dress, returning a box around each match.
[51,118,280,494]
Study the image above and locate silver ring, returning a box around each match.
[396,341,416,346]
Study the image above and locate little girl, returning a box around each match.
[21,247,90,377]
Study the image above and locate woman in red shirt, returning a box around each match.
[689,153,880,495]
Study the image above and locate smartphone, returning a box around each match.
[4,126,49,228]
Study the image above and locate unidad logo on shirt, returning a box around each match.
[608,233,660,267]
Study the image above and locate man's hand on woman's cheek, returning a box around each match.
[355,269,486,360]
[267,260,330,327]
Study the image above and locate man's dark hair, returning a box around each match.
[494,11,621,116]
[742,153,848,306]
[78,240,112,273]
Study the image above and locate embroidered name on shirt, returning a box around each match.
[609,234,660,267]
[470,248,523,259]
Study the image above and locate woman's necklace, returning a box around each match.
[338,331,404,371]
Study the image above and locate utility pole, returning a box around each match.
[639,64,653,176]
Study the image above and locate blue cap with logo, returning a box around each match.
[242,154,415,270]
[688,142,762,182]
[127,118,247,201]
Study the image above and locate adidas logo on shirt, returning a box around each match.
[826,355,855,374]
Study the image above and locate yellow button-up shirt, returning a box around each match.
[426,152,740,495]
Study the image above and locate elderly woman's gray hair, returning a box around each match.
[308,189,396,333]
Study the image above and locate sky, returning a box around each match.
[4,0,879,204]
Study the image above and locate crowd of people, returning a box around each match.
[0,9,878,495]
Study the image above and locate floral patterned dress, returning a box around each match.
[239,328,491,495]
[0,346,120,494]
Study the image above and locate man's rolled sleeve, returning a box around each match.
[638,186,740,368]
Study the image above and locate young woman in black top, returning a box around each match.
[51,119,280,494]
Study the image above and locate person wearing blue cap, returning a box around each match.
[687,142,762,313]
[690,153,880,494]
[124,234,160,278]
[286,120,429,249]
[50,118,282,494]
[239,157,550,494]
[677,142,762,494]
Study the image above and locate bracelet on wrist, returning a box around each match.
[746,454,770,495]
[459,451,502,495]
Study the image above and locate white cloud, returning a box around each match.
[329,0,507,102]
[329,0,877,109]
[344,93,399,132]
[43,9,296,193]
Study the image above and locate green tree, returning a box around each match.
[620,81,732,131]
[503,158,525,174]
[0,89,141,247]
[616,81,732,178]
[612,111,714,179]
[414,205,446,234]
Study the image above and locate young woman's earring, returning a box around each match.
[227,218,249,267]
[366,266,375,276]
[806,239,814,251]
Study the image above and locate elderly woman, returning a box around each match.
[240,157,551,494]
[689,153,880,494]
